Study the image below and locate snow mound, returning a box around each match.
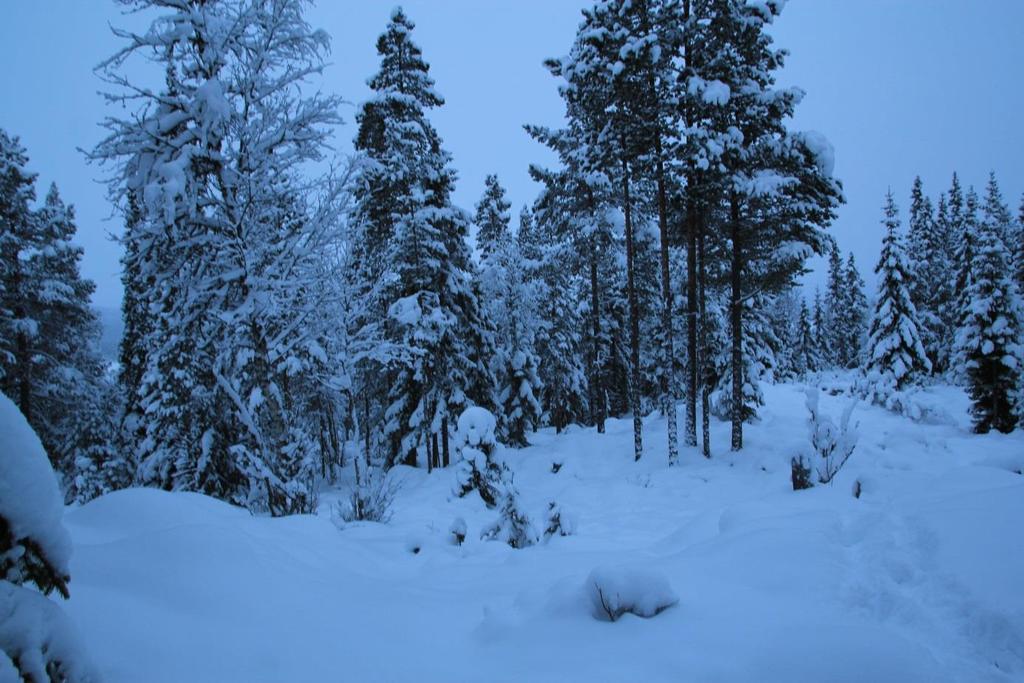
[0,394,71,579]
[587,566,679,622]
[0,581,97,682]
[456,406,497,451]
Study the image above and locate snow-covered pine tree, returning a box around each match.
[905,176,943,373]
[1015,194,1024,294]
[953,182,1023,433]
[25,185,108,482]
[812,288,828,364]
[697,0,842,449]
[526,124,615,435]
[475,174,512,260]
[475,177,543,448]
[842,253,869,368]
[543,0,651,462]
[0,129,39,427]
[92,0,347,513]
[792,297,821,378]
[0,134,109,489]
[824,242,846,368]
[864,191,932,396]
[354,8,496,470]
[522,204,589,433]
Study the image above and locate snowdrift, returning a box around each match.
[62,383,1024,682]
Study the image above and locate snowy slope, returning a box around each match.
[62,382,1024,682]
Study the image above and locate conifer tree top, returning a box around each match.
[475,174,511,259]
[366,7,443,108]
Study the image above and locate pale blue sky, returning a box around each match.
[1,1,1021,308]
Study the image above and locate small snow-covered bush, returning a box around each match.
[335,466,398,524]
[543,501,576,540]
[480,476,538,549]
[586,566,679,622]
[802,388,858,486]
[0,395,95,680]
[854,370,947,423]
[449,517,467,546]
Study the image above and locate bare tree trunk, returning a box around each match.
[588,237,606,434]
[685,199,698,447]
[729,194,743,452]
[429,432,438,473]
[441,417,450,468]
[698,214,711,458]
[655,141,679,465]
[621,156,643,462]
[16,328,31,424]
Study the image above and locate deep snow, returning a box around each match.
[60,381,1024,682]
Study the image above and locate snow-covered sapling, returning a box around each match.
[449,517,467,546]
[803,388,859,485]
[543,501,576,541]
[452,406,504,508]
[586,566,679,622]
[479,474,538,549]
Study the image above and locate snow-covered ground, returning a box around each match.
[61,382,1024,682]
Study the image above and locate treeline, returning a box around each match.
[3,0,1020,517]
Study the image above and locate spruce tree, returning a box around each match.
[476,179,542,448]
[475,174,512,260]
[824,242,846,367]
[0,129,39,425]
[792,297,821,378]
[353,8,496,469]
[954,188,1023,433]
[842,253,869,368]
[864,191,931,393]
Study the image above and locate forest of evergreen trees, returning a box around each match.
[2,0,1023,518]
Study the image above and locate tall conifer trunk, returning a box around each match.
[621,157,643,462]
[698,214,711,458]
[655,141,679,465]
[588,234,606,434]
[729,194,743,451]
[685,199,698,447]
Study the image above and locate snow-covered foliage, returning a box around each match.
[0,131,111,494]
[802,388,858,485]
[90,0,350,513]
[862,191,932,401]
[349,7,496,470]
[0,394,94,680]
[475,178,544,447]
[0,394,70,596]
[587,565,678,622]
[953,175,1024,434]
[543,500,577,541]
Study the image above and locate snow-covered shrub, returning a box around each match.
[803,388,858,485]
[790,455,813,491]
[449,517,467,546]
[0,395,94,680]
[336,466,397,524]
[854,369,945,422]
[543,501,576,540]
[480,477,538,549]
[586,566,679,622]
